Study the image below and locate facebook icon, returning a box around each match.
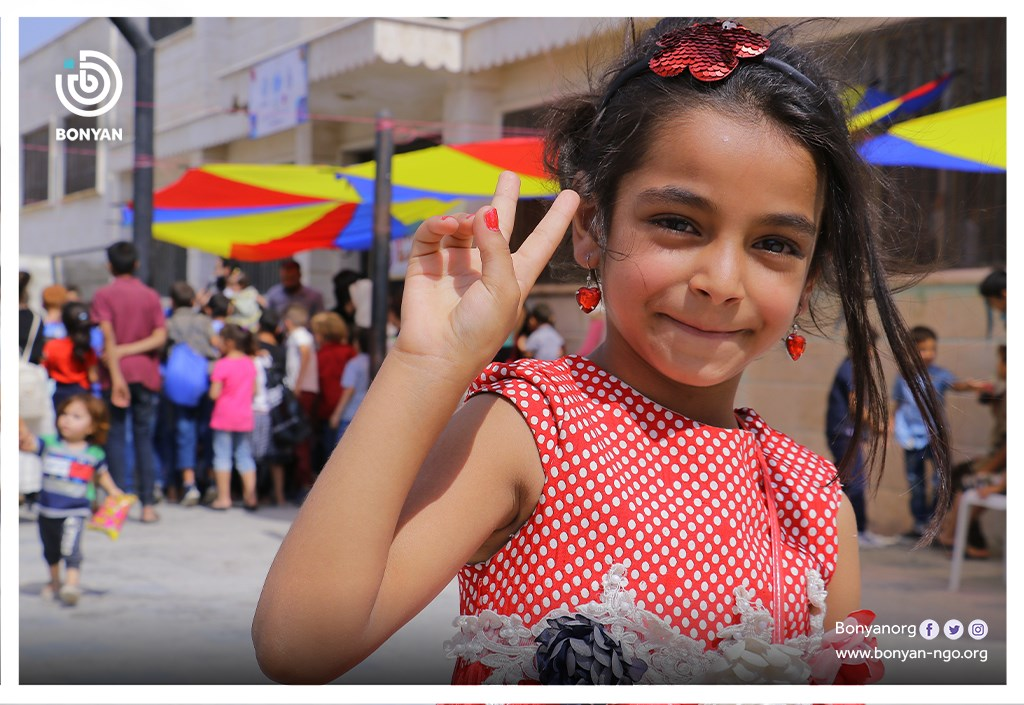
[920,618,940,640]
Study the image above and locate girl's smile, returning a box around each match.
[657,313,747,339]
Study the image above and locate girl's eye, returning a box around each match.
[652,216,697,234]
[756,237,800,256]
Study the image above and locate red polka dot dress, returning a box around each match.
[448,355,842,685]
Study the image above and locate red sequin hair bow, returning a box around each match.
[596,20,817,116]
[649,20,770,81]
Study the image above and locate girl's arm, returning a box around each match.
[252,174,579,684]
[87,361,100,386]
[823,494,861,629]
[209,379,223,401]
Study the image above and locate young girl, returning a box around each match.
[19,395,123,606]
[253,18,949,685]
[41,302,101,412]
[208,324,258,511]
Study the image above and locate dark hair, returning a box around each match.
[543,17,952,539]
[532,302,553,324]
[998,344,1006,363]
[354,326,372,353]
[258,308,281,336]
[57,393,110,445]
[332,270,362,327]
[207,292,231,319]
[19,271,31,303]
[220,323,256,355]
[61,302,95,364]
[979,268,1006,299]
[910,325,938,345]
[107,241,138,276]
[280,259,301,272]
[170,281,196,309]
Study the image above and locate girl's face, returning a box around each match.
[57,399,96,443]
[577,107,823,396]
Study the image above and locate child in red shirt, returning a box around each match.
[310,312,356,469]
[41,302,100,412]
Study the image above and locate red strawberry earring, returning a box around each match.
[575,254,602,313]
[784,322,807,361]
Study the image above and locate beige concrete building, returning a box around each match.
[20,16,1006,536]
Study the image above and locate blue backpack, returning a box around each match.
[164,342,210,407]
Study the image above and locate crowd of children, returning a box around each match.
[18,249,379,607]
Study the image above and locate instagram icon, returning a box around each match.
[969,619,989,640]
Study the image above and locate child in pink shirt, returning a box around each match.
[209,324,258,510]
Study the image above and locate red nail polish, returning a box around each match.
[484,208,500,232]
[440,215,454,221]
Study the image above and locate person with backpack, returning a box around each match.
[164,282,221,506]
[253,309,290,506]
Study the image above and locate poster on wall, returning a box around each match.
[248,45,309,139]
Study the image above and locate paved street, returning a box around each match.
[19,500,1005,685]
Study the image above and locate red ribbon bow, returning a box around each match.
[649,20,771,82]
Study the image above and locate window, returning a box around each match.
[148,18,193,41]
[22,126,49,205]
[63,115,97,195]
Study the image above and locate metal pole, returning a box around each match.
[111,18,155,285]
[369,110,394,379]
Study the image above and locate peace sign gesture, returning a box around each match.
[395,171,580,378]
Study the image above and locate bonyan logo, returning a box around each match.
[56,50,123,117]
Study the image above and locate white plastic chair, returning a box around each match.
[948,487,1006,590]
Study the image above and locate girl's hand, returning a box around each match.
[394,171,579,377]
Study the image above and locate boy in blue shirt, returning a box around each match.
[893,326,989,538]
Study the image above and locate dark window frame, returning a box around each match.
[22,125,50,205]
[62,115,98,196]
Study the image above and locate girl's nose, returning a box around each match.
[687,240,744,305]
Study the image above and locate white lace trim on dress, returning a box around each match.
[444,563,830,685]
